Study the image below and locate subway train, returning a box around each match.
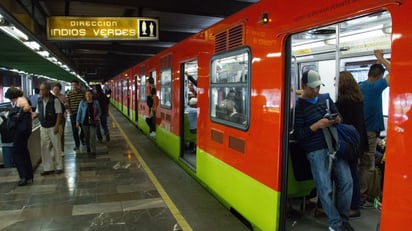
[108,0,412,230]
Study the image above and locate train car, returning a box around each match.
[109,0,412,230]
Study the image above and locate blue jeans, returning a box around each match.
[96,115,109,140]
[2,146,14,168]
[70,114,84,147]
[307,149,353,229]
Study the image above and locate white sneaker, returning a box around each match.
[150,132,156,137]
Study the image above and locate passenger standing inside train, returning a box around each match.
[93,85,110,142]
[34,82,64,175]
[76,90,101,158]
[5,87,33,186]
[336,71,369,218]
[66,80,85,151]
[358,50,390,208]
[294,70,354,231]
[186,97,198,134]
[146,87,157,137]
[52,83,67,152]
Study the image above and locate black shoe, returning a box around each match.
[40,171,54,176]
[55,169,64,174]
[106,134,110,142]
[18,178,33,186]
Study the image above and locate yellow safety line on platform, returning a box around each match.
[110,111,192,231]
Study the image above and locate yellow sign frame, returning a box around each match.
[47,16,159,40]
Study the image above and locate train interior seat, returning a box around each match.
[287,140,315,198]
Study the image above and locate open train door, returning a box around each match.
[179,60,198,168]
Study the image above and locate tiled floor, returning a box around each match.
[0,108,250,231]
[0,117,177,230]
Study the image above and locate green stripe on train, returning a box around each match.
[196,149,279,231]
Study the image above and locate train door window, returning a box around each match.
[139,73,146,102]
[160,68,172,109]
[184,60,198,107]
[210,47,250,130]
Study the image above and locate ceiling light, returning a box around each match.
[37,50,50,57]
[0,26,28,41]
[23,41,41,51]
[325,30,385,45]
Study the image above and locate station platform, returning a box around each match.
[0,106,250,231]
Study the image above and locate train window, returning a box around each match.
[139,74,146,102]
[151,71,157,88]
[160,68,172,109]
[210,47,250,129]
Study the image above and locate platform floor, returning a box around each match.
[0,106,381,231]
[0,107,249,231]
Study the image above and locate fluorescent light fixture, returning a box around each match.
[23,41,41,50]
[292,41,326,51]
[325,30,385,45]
[47,57,58,63]
[37,50,50,57]
[0,26,28,41]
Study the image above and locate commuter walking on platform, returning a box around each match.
[358,50,390,208]
[67,80,85,151]
[52,82,67,152]
[76,90,101,158]
[5,87,33,186]
[33,82,64,176]
[294,70,354,231]
[93,85,110,142]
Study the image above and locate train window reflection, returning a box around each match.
[210,48,250,130]
[160,68,172,109]
[139,74,146,102]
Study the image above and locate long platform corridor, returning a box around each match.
[0,106,249,231]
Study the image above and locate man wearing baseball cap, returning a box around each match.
[294,70,354,231]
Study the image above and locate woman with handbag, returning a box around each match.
[5,87,33,186]
[76,90,101,158]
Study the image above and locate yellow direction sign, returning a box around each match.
[47,17,158,40]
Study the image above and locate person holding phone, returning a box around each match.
[294,70,354,231]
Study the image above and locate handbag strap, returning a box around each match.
[322,126,339,174]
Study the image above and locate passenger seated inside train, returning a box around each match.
[217,90,236,120]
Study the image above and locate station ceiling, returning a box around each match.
[0,0,259,83]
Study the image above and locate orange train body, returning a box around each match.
[109,0,412,230]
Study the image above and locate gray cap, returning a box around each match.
[302,70,324,88]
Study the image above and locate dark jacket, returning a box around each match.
[38,95,58,128]
[336,96,369,152]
